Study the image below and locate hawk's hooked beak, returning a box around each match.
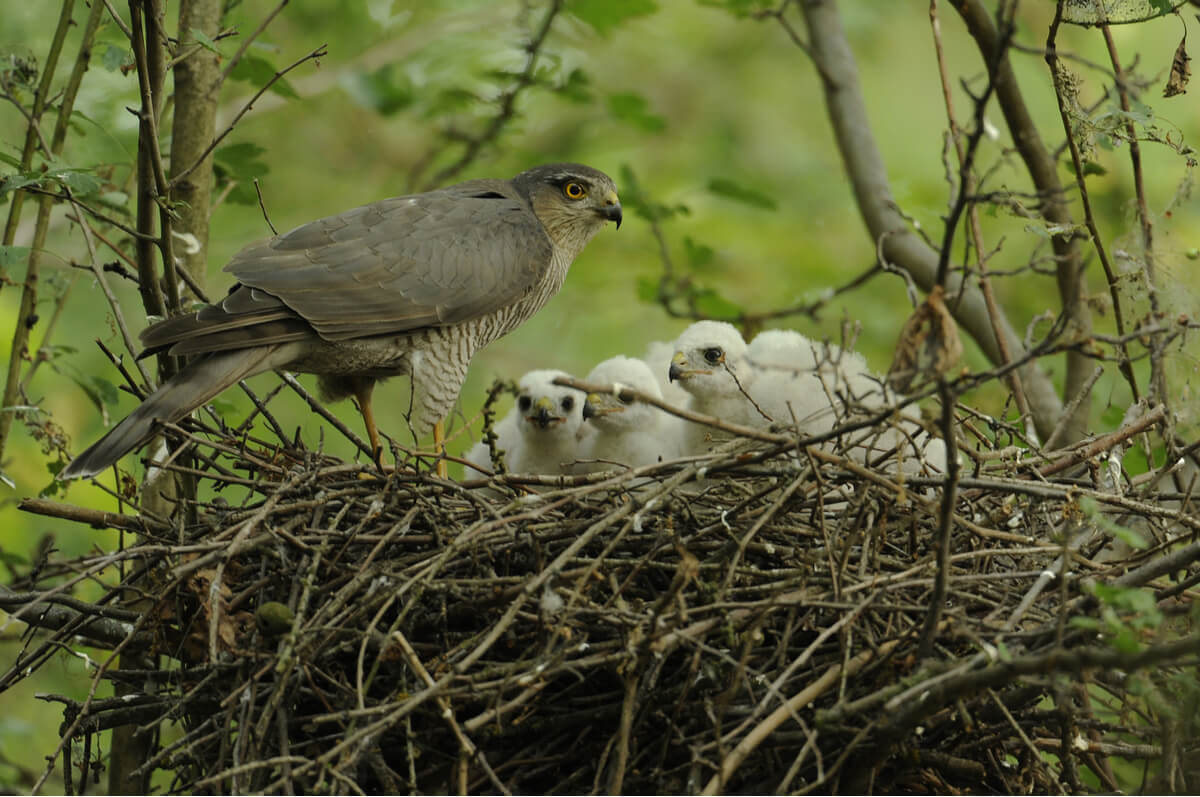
[526,396,563,429]
[583,393,621,420]
[669,351,706,382]
[601,189,623,229]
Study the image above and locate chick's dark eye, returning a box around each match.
[563,181,587,200]
[561,396,575,412]
[518,396,532,412]
[703,347,724,365]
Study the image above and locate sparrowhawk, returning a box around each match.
[61,163,621,479]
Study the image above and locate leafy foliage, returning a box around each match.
[566,0,658,35]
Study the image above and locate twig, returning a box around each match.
[929,0,1035,440]
[701,638,902,795]
[217,0,291,85]
[916,377,960,661]
[795,0,1066,441]
[169,45,328,191]
[1045,1,1140,404]
[1039,404,1166,476]
[425,0,563,188]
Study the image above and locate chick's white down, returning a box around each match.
[640,339,691,407]
[670,322,945,473]
[668,321,770,453]
[465,369,589,475]
[577,356,682,472]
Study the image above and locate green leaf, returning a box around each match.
[1062,159,1107,177]
[47,355,121,421]
[58,370,120,415]
[684,236,715,271]
[366,0,411,28]
[567,0,659,35]
[1090,581,1162,630]
[1110,626,1141,654]
[1069,616,1102,631]
[693,288,741,319]
[340,64,414,116]
[607,92,666,133]
[188,27,221,54]
[97,190,131,213]
[95,41,132,72]
[707,177,778,210]
[696,0,775,16]
[1100,404,1127,428]
[424,87,479,117]
[215,142,268,177]
[0,173,41,199]
[636,276,659,303]
[52,169,103,197]
[618,163,688,222]
[556,68,593,104]
[214,142,270,206]
[0,246,31,267]
[1080,497,1149,550]
[231,54,299,100]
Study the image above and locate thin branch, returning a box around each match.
[424,0,564,188]
[794,0,1065,442]
[217,0,291,85]
[954,0,1098,444]
[1045,1,1139,403]
[929,0,1035,441]
[169,45,328,191]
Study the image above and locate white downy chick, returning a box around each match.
[465,369,590,476]
[577,356,682,473]
[640,339,691,407]
[667,321,774,454]
[747,328,946,474]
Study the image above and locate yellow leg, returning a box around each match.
[433,420,447,478]
[354,382,383,467]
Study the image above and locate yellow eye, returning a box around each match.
[563,181,587,200]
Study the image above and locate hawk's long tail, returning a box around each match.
[60,346,292,480]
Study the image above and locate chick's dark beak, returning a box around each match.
[582,399,598,420]
[668,362,684,383]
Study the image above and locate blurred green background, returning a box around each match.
[2,0,1198,788]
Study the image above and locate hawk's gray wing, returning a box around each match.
[143,179,553,354]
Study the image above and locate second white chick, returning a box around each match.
[577,356,682,473]
[465,369,589,475]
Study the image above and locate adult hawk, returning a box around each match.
[61,163,621,479]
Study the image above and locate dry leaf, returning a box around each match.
[888,285,963,393]
[1164,31,1191,97]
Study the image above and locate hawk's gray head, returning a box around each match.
[514,163,622,256]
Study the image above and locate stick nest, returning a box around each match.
[8,405,1200,794]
